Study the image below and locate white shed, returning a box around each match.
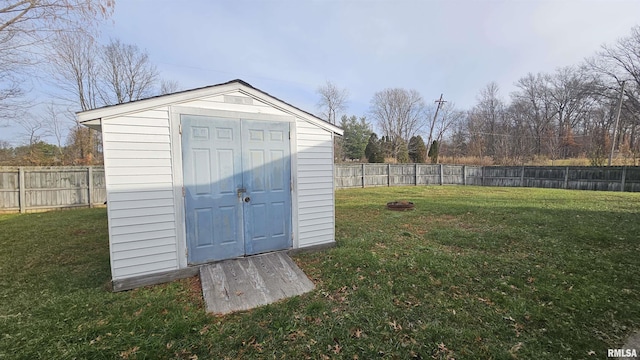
[77,79,342,291]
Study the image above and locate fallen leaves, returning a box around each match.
[119,346,139,359]
[509,342,523,357]
[389,320,402,331]
[351,328,363,339]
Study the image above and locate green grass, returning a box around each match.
[1,187,640,359]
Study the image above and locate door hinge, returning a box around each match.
[289,131,291,139]
[179,123,182,135]
[182,187,185,197]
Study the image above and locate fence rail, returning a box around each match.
[335,164,640,192]
[0,166,106,213]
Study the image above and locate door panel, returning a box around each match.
[183,115,244,264]
[242,120,291,255]
[183,116,291,263]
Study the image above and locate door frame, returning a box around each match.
[170,106,299,268]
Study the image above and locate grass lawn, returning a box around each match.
[1,186,640,359]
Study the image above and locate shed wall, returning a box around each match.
[102,107,180,280]
[101,94,336,281]
[295,119,335,247]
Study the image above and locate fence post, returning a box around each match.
[520,166,525,187]
[564,167,569,189]
[88,166,94,208]
[481,166,485,186]
[387,164,391,187]
[18,167,26,214]
[621,166,627,192]
[415,163,418,185]
[361,163,365,188]
[462,165,466,185]
[439,164,444,185]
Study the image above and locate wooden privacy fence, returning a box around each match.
[335,164,640,192]
[2,165,639,213]
[0,167,106,213]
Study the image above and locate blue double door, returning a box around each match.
[182,115,292,264]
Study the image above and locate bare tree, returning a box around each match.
[546,66,597,158]
[317,80,348,124]
[433,102,464,147]
[0,0,114,117]
[42,101,74,160]
[0,1,114,35]
[160,79,181,95]
[468,82,508,160]
[369,88,426,159]
[16,114,50,145]
[511,73,556,156]
[48,31,101,111]
[47,31,103,164]
[99,39,159,104]
[587,26,640,162]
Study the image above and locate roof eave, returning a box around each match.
[77,79,344,135]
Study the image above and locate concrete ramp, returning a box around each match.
[199,252,315,315]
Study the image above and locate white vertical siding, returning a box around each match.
[102,107,179,280]
[295,119,336,247]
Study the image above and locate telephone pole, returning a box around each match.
[609,81,626,166]
[427,94,447,147]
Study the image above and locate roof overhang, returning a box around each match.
[76,79,343,136]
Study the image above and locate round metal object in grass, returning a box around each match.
[386,201,415,211]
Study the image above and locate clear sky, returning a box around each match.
[3,0,640,145]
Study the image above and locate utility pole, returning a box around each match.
[609,81,626,166]
[427,94,447,164]
[427,94,447,147]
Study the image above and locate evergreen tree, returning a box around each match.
[408,135,427,163]
[380,135,393,160]
[340,115,371,161]
[428,140,440,164]
[365,133,384,163]
[396,138,410,163]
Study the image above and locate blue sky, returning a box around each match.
[3,0,640,145]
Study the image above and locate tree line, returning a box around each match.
[2,4,639,167]
[319,26,640,166]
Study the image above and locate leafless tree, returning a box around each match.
[432,102,464,146]
[0,0,114,35]
[369,88,426,159]
[42,101,74,159]
[0,0,114,118]
[317,80,348,124]
[511,73,556,156]
[160,79,181,95]
[16,114,50,145]
[99,39,159,104]
[546,66,597,158]
[469,82,507,159]
[587,26,640,161]
[48,31,101,111]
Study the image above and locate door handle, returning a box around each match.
[244,197,251,203]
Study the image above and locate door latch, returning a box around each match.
[237,188,247,198]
